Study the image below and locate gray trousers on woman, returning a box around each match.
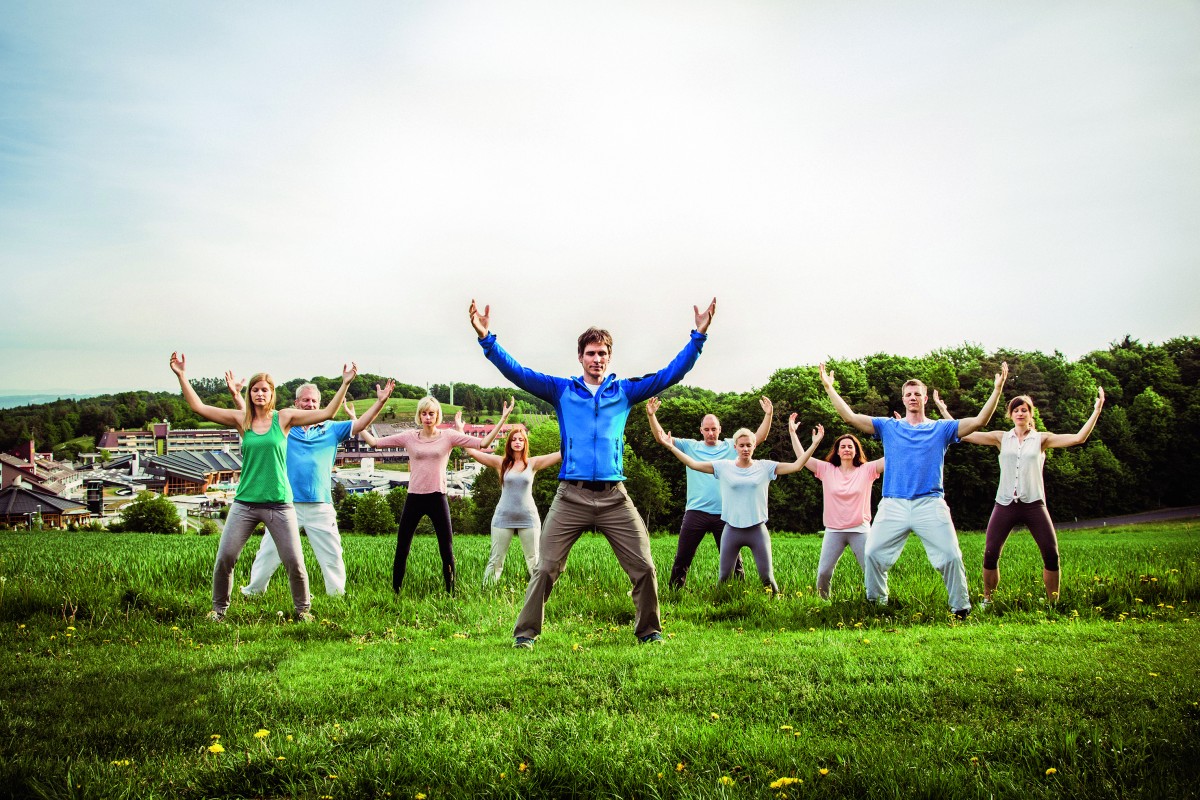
[214,502,311,616]
[719,523,779,594]
[816,528,868,599]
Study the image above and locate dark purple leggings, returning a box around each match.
[982,499,1059,571]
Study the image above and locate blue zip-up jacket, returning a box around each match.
[478,331,707,481]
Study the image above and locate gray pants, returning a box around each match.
[816,528,868,599]
[514,482,659,640]
[214,502,310,616]
[719,523,779,594]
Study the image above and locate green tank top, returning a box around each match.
[235,411,293,504]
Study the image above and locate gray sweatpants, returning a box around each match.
[214,502,311,616]
[719,523,779,594]
[816,528,868,599]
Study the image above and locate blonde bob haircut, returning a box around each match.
[415,396,443,426]
[731,427,755,446]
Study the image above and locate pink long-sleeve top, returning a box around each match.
[371,430,485,495]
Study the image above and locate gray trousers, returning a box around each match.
[816,528,868,599]
[514,482,660,640]
[719,523,779,594]
[214,502,311,616]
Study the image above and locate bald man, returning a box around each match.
[646,396,773,589]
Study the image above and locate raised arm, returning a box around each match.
[777,417,824,475]
[475,397,515,450]
[645,397,671,445]
[528,450,563,472]
[957,362,1009,438]
[621,302,715,403]
[169,352,243,428]
[694,297,717,334]
[1042,387,1105,449]
[820,363,873,434]
[281,363,357,432]
[652,425,714,473]
[933,389,1000,447]
[754,396,774,445]
[350,380,395,436]
[343,401,379,447]
[471,300,563,401]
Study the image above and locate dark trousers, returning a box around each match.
[983,499,1059,571]
[669,510,745,589]
[394,492,456,593]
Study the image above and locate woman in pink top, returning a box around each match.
[360,396,502,594]
[794,432,884,599]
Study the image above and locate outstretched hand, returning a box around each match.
[654,427,674,448]
[694,297,717,334]
[169,352,187,377]
[342,362,359,384]
[343,401,357,420]
[377,379,395,401]
[469,299,490,339]
[453,410,464,430]
[500,396,515,420]
[788,412,800,434]
[646,396,661,416]
[932,389,952,419]
[225,370,245,397]
[819,362,835,391]
[760,396,773,415]
[811,423,825,446]
[1095,386,1106,410]
[995,361,1010,390]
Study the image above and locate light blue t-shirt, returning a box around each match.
[286,420,354,504]
[872,417,959,500]
[711,459,778,528]
[674,438,738,514]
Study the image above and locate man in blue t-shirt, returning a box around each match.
[470,297,716,648]
[235,379,394,596]
[645,395,774,588]
[820,361,1008,617]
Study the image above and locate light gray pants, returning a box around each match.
[865,497,969,612]
[242,502,346,596]
[816,528,868,599]
[719,523,779,594]
[214,502,310,615]
[485,524,539,585]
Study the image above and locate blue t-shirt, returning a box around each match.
[711,459,778,528]
[674,438,738,514]
[286,420,354,504]
[872,417,959,500]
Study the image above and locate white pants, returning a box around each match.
[242,502,346,596]
[484,525,540,585]
[865,497,969,612]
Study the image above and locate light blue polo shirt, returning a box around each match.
[286,420,354,504]
[872,417,959,500]
[675,438,738,514]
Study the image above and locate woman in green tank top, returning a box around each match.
[170,352,357,622]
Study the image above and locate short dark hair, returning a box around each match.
[577,327,613,357]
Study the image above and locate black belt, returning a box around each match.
[566,480,618,491]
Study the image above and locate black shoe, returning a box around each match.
[953,608,970,620]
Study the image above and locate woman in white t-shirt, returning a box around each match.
[795,433,884,599]
[934,387,1104,605]
[655,415,823,594]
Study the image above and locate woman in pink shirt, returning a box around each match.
[795,432,884,599]
[360,396,502,594]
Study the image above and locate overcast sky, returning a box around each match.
[2,1,1197,397]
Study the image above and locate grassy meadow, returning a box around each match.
[1,521,1197,799]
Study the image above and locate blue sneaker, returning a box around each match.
[638,632,665,644]
[513,637,536,650]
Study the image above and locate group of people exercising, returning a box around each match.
[169,296,1104,644]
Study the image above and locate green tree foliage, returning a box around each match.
[119,491,182,534]
[353,492,398,536]
[336,493,360,533]
[386,486,408,526]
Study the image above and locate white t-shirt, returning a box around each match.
[711,459,778,528]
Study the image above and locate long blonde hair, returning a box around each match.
[241,373,277,432]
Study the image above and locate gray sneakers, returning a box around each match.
[513,637,536,649]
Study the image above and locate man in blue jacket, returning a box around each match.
[469,298,716,648]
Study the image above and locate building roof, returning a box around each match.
[0,484,87,515]
[144,451,242,483]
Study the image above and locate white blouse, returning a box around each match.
[994,429,1046,505]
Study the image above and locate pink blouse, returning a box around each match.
[805,459,882,531]
[371,430,484,494]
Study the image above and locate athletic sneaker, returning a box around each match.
[979,598,993,610]
[240,586,264,598]
[205,610,225,623]
[638,632,665,645]
[513,637,536,650]
[296,611,316,623]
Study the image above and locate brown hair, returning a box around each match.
[242,373,277,432]
[902,378,927,393]
[500,425,529,481]
[824,433,867,467]
[577,327,613,357]
[1006,395,1037,430]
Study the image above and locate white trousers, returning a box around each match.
[865,497,969,611]
[484,524,540,585]
[242,502,346,597]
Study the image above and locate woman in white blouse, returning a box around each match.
[935,387,1104,605]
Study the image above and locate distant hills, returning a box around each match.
[0,395,95,410]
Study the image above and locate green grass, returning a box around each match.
[0,522,1197,799]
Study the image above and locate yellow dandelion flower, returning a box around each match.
[286,735,294,742]
[657,773,663,779]
[970,757,979,764]
[710,713,720,720]
[210,734,220,740]
[170,626,179,631]
[519,763,527,772]
[277,757,286,761]
[67,626,75,631]
[718,775,734,786]
[572,643,581,651]
[254,729,270,739]
[1015,667,1025,673]
[327,774,338,780]
[207,743,225,754]
[1045,768,1057,776]
[862,638,870,644]
[499,772,507,779]
[677,762,686,772]
[819,768,829,776]
[779,725,793,731]
[416,794,427,800]
[770,776,801,788]
[1149,672,1159,677]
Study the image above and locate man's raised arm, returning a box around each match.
[820,363,873,434]
[957,362,1010,438]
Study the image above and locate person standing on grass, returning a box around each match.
[819,361,1008,618]
[229,377,395,598]
[932,387,1105,606]
[644,396,776,588]
[469,297,716,648]
[795,432,884,600]
[654,415,823,594]
[169,352,357,622]
[356,396,504,594]
[453,399,562,586]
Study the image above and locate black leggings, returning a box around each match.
[982,499,1059,571]
[393,492,456,593]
